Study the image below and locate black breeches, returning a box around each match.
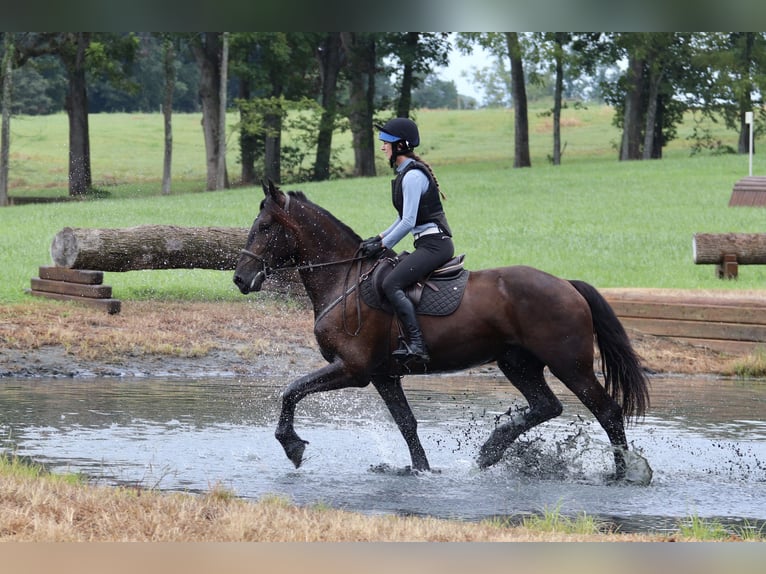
[382,234,454,300]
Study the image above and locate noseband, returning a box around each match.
[238,192,372,335]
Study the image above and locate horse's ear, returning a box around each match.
[262,179,286,208]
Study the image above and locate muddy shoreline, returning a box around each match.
[0,296,739,380]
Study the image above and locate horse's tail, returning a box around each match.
[568,280,650,421]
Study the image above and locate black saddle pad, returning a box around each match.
[360,258,470,316]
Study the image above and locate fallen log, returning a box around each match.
[50,225,248,272]
[692,232,766,265]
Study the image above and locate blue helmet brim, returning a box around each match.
[378,131,400,143]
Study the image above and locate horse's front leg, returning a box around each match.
[275,359,367,468]
[371,375,430,471]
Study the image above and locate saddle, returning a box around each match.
[359,252,469,316]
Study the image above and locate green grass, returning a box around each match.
[2,105,765,304]
[676,512,766,541]
[519,503,609,535]
[0,452,83,485]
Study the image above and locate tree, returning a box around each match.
[693,33,766,155]
[313,32,344,181]
[412,77,460,109]
[594,33,689,161]
[340,32,377,177]
[382,32,451,118]
[230,33,319,184]
[527,32,573,165]
[505,33,531,168]
[189,32,228,190]
[216,32,229,191]
[1,33,13,206]
[15,32,137,196]
[457,33,531,167]
[161,35,176,195]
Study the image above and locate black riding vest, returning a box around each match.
[391,161,452,237]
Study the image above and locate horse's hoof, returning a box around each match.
[284,439,309,468]
[477,444,503,469]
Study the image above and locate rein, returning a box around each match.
[240,247,375,336]
[238,193,375,335]
[238,248,366,277]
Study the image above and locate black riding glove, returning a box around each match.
[359,236,384,258]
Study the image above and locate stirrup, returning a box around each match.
[392,338,430,363]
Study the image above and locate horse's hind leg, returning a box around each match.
[477,348,563,469]
[550,365,628,480]
[371,375,430,471]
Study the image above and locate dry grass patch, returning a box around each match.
[0,294,751,376]
[0,299,316,363]
[0,463,669,542]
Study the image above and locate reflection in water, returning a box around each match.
[1,374,764,533]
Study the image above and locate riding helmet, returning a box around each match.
[376,117,420,150]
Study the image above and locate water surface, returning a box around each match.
[1,373,764,533]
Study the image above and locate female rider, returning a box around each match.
[359,117,454,364]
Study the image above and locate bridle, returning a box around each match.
[238,247,375,336]
[238,190,368,283]
[237,192,375,335]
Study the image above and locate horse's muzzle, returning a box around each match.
[233,270,266,294]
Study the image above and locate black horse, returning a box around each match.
[233,182,650,480]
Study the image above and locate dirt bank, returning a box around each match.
[0,295,736,379]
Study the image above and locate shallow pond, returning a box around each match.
[1,373,764,534]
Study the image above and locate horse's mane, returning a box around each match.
[287,190,362,243]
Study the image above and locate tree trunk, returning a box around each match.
[505,32,531,168]
[552,33,565,166]
[642,64,664,160]
[620,54,644,161]
[191,32,228,191]
[738,32,755,155]
[264,109,282,184]
[313,33,342,182]
[237,79,259,185]
[216,32,228,190]
[51,225,249,271]
[0,33,13,207]
[693,233,766,265]
[396,32,418,118]
[161,36,175,195]
[341,32,376,177]
[65,32,92,196]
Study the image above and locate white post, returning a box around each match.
[745,111,753,177]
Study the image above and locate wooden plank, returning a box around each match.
[618,316,766,343]
[604,291,766,308]
[729,190,766,206]
[607,300,766,326]
[30,277,112,299]
[38,266,103,285]
[27,290,121,314]
[669,337,766,355]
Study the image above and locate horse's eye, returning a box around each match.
[258,222,271,232]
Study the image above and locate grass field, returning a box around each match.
[1,104,765,304]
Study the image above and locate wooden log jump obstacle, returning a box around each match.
[50,225,248,272]
[604,290,766,355]
[692,232,766,279]
[30,225,300,313]
[29,266,122,314]
[728,176,766,206]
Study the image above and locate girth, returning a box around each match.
[359,252,469,316]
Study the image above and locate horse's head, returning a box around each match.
[233,180,300,294]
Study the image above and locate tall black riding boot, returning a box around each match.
[389,289,430,363]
